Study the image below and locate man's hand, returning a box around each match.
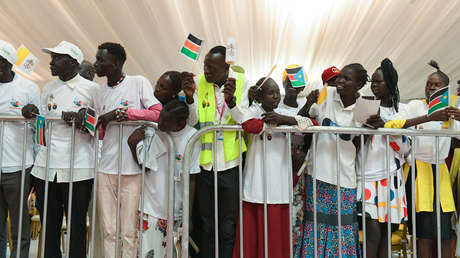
[365,114,385,129]
[21,104,39,119]
[96,109,117,130]
[61,111,79,127]
[447,106,460,121]
[248,85,259,105]
[306,90,319,106]
[223,78,236,103]
[428,108,449,122]
[261,111,296,126]
[181,72,196,104]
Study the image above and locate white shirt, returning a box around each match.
[393,99,458,164]
[138,126,201,220]
[187,75,250,172]
[241,104,292,203]
[306,87,361,188]
[95,75,160,175]
[0,74,40,171]
[32,74,99,182]
[357,105,410,181]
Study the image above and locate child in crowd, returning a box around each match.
[230,77,314,258]
[385,61,460,258]
[358,58,409,258]
[128,100,200,258]
[295,63,368,258]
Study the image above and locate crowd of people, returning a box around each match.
[0,38,459,258]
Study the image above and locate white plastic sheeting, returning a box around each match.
[1,0,459,98]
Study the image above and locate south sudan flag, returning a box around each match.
[428,86,449,116]
[180,33,203,61]
[285,66,306,88]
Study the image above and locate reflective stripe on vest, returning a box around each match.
[197,72,247,165]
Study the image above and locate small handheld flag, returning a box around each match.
[84,107,98,136]
[180,34,203,61]
[225,38,237,65]
[285,66,306,88]
[36,115,46,146]
[428,86,449,116]
[15,45,39,74]
[256,65,277,90]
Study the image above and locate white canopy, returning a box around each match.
[1,0,459,98]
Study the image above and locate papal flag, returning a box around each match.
[15,45,39,74]
[180,33,203,61]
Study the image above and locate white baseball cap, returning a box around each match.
[0,40,17,65]
[42,41,83,64]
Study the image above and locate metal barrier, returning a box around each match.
[180,124,460,258]
[0,116,177,258]
[0,114,458,257]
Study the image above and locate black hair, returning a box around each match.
[428,60,449,86]
[343,63,368,89]
[162,99,189,123]
[208,45,226,57]
[254,77,277,102]
[207,45,229,69]
[457,80,460,86]
[377,58,400,112]
[98,42,127,65]
[162,71,185,95]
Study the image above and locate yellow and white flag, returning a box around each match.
[225,38,237,65]
[15,45,39,74]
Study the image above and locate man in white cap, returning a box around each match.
[22,41,99,258]
[0,40,39,258]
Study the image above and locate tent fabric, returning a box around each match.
[1,0,460,99]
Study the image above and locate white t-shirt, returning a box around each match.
[138,125,201,220]
[33,74,99,182]
[306,87,361,188]
[0,74,40,169]
[357,105,410,181]
[241,104,293,204]
[393,99,458,164]
[94,75,160,175]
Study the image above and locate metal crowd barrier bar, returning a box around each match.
[0,116,178,258]
[180,124,460,258]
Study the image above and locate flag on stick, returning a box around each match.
[285,66,306,88]
[84,107,98,136]
[428,86,449,116]
[36,115,46,146]
[15,45,39,74]
[180,34,203,61]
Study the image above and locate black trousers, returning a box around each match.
[0,168,31,258]
[33,176,93,258]
[197,166,240,258]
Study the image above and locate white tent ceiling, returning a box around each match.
[1,0,460,99]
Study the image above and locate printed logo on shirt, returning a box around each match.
[120,99,129,107]
[176,154,182,160]
[73,99,83,108]
[9,99,22,109]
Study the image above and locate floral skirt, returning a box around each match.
[294,176,360,258]
[140,215,170,258]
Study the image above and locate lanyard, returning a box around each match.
[214,86,226,124]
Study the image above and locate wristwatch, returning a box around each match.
[226,96,237,108]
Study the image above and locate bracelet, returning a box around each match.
[115,107,128,121]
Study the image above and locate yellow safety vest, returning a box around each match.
[197,72,247,165]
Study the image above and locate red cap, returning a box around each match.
[321,66,340,85]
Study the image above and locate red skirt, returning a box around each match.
[232,201,290,258]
